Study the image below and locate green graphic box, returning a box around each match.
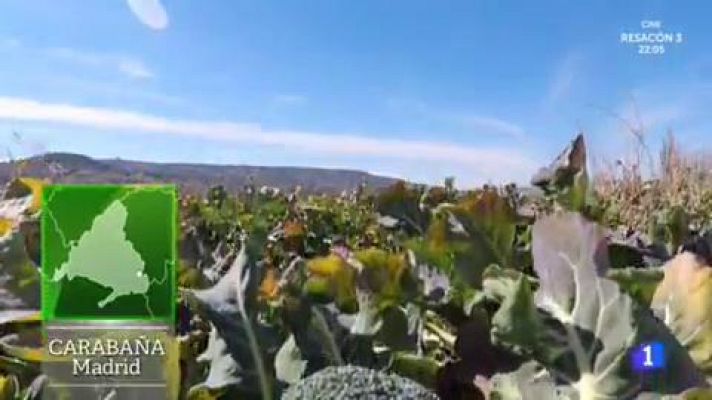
[42,185,176,324]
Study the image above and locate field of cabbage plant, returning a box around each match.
[0,134,711,399]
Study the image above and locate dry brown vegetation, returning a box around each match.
[595,132,712,234]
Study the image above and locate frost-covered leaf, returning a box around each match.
[651,252,712,375]
[482,264,536,304]
[531,212,610,307]
[195,325,239,388]
[0,195,33,221]
[408,250,451,304]
[491,212,707,399]
[281,299,345,378]
[5,178,46,215]
[0,324,44,364]
[21,374,47,400]
[376,214,399,229]
[375,181,429,234]
[274,335,307,384]
[350,289,381,336]
[0,229,40,325]
[282,365,439,400]
[183,245,278,399]
[489,361,560,400]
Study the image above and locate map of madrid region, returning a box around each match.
[42,185,176,323]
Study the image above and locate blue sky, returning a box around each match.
[0,0,709,187]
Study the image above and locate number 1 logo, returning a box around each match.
[633,342,666,371]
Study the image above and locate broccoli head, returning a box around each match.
[281,365,439,400]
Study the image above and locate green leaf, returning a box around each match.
[375,181,429,234]
[607,267,664,306]
[377,306,417,352]
[281,299,344,376]
[390,352,440,390]
[437,308,524,399]
[409,189,517,289]
[455,189,518,267]
[649,206,692,255]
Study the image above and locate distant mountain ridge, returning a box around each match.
[0,152,399,194]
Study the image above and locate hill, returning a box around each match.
[0,153,399,194]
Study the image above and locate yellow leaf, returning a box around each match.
[259,267,280,301]
[679,387,712,399]
[308,254,348,277]
[0,219,14,238]
[0,375,17,400]
[306,255,356,312]
[187,385,223,400]
[651,252,712,374]
[17,177,47,213]
[160,334,181,400]
[0,311,46,363]
[0,344,44,363]
[355,248,408,300]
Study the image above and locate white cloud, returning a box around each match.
[47,47,155,80]
[127,0,169,30]
[273,94,308,106]
[0,97,538,184]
